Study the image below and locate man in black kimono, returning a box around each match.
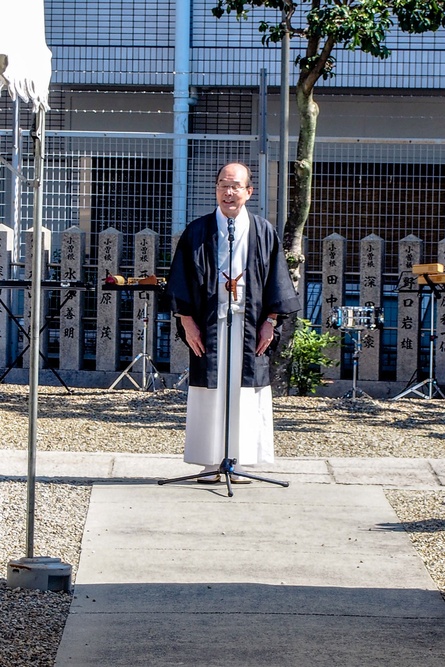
[167,162,299,482]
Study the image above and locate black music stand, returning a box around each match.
[158,217,289,498]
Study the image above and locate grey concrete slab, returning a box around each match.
[56,596,445,667]
[0,449,28,476]
[111,454,201,480]
[76,542,429,589]
[0,450,116,479]
[78,485,427,558]
[55,479,445,667]
[0,451,332,483]
[430,458,445,485]
[68,581,445,618]
[74,484,436,590]
[329,457,440,488]
[110,453,331,484]
[252,457,332,484]
[1,451,444,488]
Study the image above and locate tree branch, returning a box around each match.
[304,35,336,91]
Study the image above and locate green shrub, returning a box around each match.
[283,318,339,396]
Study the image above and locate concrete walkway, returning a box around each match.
[2,452,445,666]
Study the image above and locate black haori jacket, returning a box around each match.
[167,210,300,388]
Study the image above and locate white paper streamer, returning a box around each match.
[0,0,52,112]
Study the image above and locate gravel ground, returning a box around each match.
[1,384,445,665]
[1,384,445,458]
[0,482,90,667]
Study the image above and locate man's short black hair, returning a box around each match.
[215,162,253,187]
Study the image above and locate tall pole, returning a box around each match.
[428,291,436,399]
[258,68,268,218]
[26,108,45,558]
[11,98,22,359]
[278,10,290,241]
[11,98,22,266]
[4,0,72,593]
[172,0,192,236]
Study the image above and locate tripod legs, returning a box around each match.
[173,367,189,389]
[341,329,373,400]
[157,457,289,498]
[392,290,445,400]
[109,353,163,391]
[158,462,236,497]
[109,298,165,391]
[391,378,445,400]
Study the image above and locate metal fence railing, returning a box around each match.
[2,130,445,379]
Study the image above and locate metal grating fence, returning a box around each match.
[43,1,445,90]
[307,139,445,275]
[2,130,445,374]
[2,131,445,274]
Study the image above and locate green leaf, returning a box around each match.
[282,318,340,396]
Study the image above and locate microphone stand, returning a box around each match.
[220,216,236,495]
[159,217,289,497]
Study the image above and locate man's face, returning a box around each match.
[216,164,253,219]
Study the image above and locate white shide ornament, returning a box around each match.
[0,0,52,111]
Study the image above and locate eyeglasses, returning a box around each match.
[216,183,248,193]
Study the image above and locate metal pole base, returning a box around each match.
[7,556,72,592]
[158,457,289,498]
[342,387,373,400]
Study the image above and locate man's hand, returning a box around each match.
[256,321,275,356]
[180,315,205,357]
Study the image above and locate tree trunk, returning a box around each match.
[284,82,319,271]
[271,83,319,395]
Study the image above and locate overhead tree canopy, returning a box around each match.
[212,1,445,280]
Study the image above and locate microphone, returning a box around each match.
[227,217,235,242]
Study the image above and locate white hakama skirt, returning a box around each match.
[184,287,274,466]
